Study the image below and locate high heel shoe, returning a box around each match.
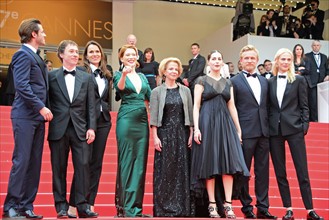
[208,201,220,218]
[224,201,236,219]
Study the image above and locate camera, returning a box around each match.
[305,4,312,12]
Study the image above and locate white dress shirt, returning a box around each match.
[276,72,288,108]
[63,67,76,103]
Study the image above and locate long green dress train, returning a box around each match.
[113,71,151,217]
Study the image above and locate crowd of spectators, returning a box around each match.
[256,0,325,40]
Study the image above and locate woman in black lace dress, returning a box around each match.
[150,57,194,217]
[191,50,249,218]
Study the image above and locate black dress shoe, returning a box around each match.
[307,211,324,220]
[68,213,77,218]
[244,210,257,219]
[20,210,43,219]
[57,210,68,219]
[283,210,294,220]
[2,207,25,218]
[257,210,278,219]
[78,209,98,218]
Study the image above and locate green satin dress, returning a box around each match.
[113,71,151,217]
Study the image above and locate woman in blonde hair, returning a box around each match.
[113,44,151,217]
[150,57,194,217]
[268,48,323,220]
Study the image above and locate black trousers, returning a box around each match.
[239,136,270,213]
[49,121,91,212]
[69,114,111,206]
[270,131,313,209]
[308,86,318,122]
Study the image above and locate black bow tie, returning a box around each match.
[278,75,286,79]
[313,52,319,56]
[245,72,257,78]
[64,69,76,76]
[94,69,104,78]
[36,49,41,55]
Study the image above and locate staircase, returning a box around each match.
[0,106,328,219]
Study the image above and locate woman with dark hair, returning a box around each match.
[83,40,112,213]
[293,44,310,76]
[256,15,268,36]
[113,44,151,217]
[68,40,112,216]
[191,50,249,218]
[141,47,159,89]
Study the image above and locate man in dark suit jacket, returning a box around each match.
[305,40,329,122]
[268,48,323,220]
[302,0,324,39]
[262,59,274,79]
[276,5,298,38]
[182,43,206,98]
[48,40,97,218]
[230,45,276,219]
[2,18,53,219]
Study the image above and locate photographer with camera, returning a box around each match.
[292,18,306,39]
[302,0,324,40]
[277,4,298,38]
[259,9,279,37]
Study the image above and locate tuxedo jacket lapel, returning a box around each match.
[101,79,109,98]
[271,77,280,109]
[56,68,70,102]
[91,74,100,98]
[72,71,83,103]
[239,73,258,104]
[281,81,292,109]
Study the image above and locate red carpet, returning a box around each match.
[0,106,328,219]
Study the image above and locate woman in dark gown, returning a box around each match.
[113,45,151,217]
[141,48,159,90]
[191,50,249,218]
[150,57,194,217]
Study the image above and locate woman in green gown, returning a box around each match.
[113,45,151,217]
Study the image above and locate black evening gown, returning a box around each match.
[153,87,195,217]
[191,76,250,200]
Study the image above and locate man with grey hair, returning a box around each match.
[305,40,329,121]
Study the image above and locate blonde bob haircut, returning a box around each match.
[272,48,296,83]
[158,57,183,79]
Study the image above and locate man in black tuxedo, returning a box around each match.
[2,18,53,219]
[276,5,298,38]
[182,43,206,99]
[48,40,97,218]
[230,45,276,219]
[305,40,329,122]
[268,48,323,220]
[262,59,274,79]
